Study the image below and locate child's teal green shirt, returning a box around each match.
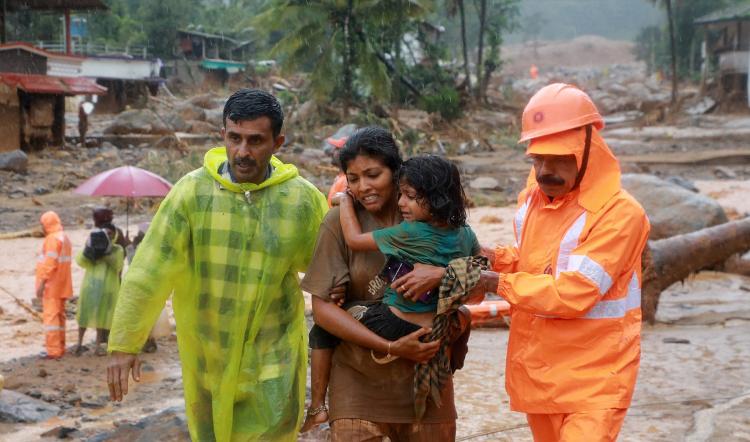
[372,221,479,313]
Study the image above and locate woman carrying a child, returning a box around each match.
[300,126,481,441]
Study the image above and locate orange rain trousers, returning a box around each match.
[42,296,67,358]
[526,408,627,442]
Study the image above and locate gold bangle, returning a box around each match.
[387,341,392,358]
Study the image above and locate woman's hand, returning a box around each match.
[392,263,446,302]
[389,328,440,363]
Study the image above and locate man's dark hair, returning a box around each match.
[399,155,468,228]
[338,126,402,175]
[222,89,284,137]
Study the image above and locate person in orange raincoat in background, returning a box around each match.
[326,135,349,207]
[469,83,650,441]
[36,211,73,359]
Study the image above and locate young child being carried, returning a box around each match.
[301,154,479,432]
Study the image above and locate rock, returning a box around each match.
[0,389,60,423]
[713,166,737,179]
[189,93,222,109]
[291,100,316,124]
[103,109,172,135]
[665,176,698,193]
[155,135,182,150]
[685,97,716,116]
[37,368,48,378]
[621,174,728,239]
[204,108,223,127]
[469,176,502,191]
[34,186,51,195]
[662,337,691,344]
[187,120,218,134]
[163,113,190,133]
[0,150,28,173]
[322,124,358,154]
[87,406,189,442]
[175,104,205,122]
[40,425,78,439]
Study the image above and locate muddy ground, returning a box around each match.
[1,194,749,440]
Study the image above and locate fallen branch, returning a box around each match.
[0,227,43,240]
[0,285,43,322]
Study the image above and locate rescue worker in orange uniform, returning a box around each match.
[36,211,73,359]
[326,135,348,207]
[474,83,650,441]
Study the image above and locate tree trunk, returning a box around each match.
[475,0,487,100]
[342,0,354,117]
[458,0,471,90]
[665,0,678,104]
[642,217,750,323]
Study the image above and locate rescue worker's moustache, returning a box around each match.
[537,174,565,186]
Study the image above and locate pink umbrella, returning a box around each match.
[74,166,173,234]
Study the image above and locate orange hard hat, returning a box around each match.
[518,83,604,143]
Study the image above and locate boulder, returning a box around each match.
[155,135,182,150]
[189,93,222,109]
[204,108,223,127]
[175,104,205,122]
[621,174,728,239]
[469,176,502,191]
[0,389,60,423]
[87,406,189,442]
[103,110,172,135]
[322,124,357,154]
[187,120,218,134]
[0,150,28,173]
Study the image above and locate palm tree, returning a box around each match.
[256,0,429,110]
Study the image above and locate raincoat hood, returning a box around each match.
[203,146,298,192]
[40,211,63,234]
[525,127,621,213]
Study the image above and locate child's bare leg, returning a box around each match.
[75,327,86,355]
[300,348,332,432]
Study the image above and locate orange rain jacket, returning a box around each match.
[36,211,73,299]
[493,127,650,413]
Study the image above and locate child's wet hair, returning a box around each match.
[398,155,467,228]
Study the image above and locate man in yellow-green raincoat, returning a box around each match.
[106,89,328,441]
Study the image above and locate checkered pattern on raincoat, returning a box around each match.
[414,256,488,420]
[108,147,328,442]
[75,244,124,329]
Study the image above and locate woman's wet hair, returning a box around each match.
[399,155,468,228]
[338,126,402,175]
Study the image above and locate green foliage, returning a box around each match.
[419,86,462,120]
[640,0,738,77]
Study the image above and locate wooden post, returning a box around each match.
[64,9,72,55]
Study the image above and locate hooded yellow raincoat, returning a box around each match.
[108,147,328,441]
[76,244,124,329]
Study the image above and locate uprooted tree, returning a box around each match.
[642,216,750,323]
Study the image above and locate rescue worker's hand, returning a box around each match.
[329,283,347,307]
[389,328,440,363]
[392,263,446,302]
[480,245,496,267]
[107,351,141,402]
